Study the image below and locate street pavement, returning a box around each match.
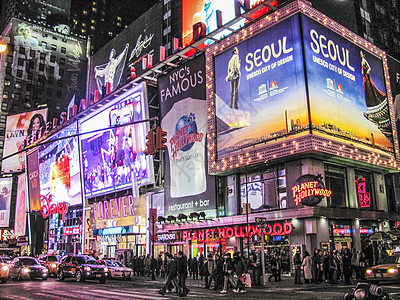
[1,275,400,300]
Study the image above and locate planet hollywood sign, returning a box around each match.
[291,174,332,206]
[182,222,293,242]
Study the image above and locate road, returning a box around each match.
[1,275,400,300]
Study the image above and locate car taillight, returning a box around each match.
[2,265,8,271]
[366,269,373,275]
[388,268,398,274]
[51,263,57,268]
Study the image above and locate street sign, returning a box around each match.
[149,208,157,222]
[255,217,267,224]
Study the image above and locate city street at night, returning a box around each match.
[1,276,400,300]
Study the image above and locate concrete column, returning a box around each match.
[351,218,361,252]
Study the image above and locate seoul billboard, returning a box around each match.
[159,54,216,218]
[2,109,48,173]
[214,15,308,158]
[38,122,82,207]
[0,177,13,228]
[302,15,393,152]
[80,83,152,198]
[87,3,162,99]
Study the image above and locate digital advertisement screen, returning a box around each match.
[0,177,13,228]
[182,0,276,48]
[159,55,216,218]
[214,15,308,158]
[388,56,400,153]
[302,15,393,152]
[80,83,152,198]
[15,174,27,237]
[2,109,48,173]
[38,122,82,206]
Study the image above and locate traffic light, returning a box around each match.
[156,126,167,150]
[144,129,156,155]
[127,66,136,81]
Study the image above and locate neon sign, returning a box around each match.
[356,178,371,208]
[39,194,68,222]
[93,196,135,221]
[291,174,332,206]
[182,222,292,242]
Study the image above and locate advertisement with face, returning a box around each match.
[15,174,27,237]
[80,83,152,198]
[214,15,308,158]
[2,109,48,173]
[0,177,13,228]
[302,15,393,151]
[388,56,400,152]
[87,3,162,98]
[159,54,216,218]
[182,0,277,48]
[38,122,82,207]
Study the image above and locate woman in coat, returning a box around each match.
[302,251,313,284]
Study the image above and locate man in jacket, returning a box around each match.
[294,248,303,284]
[159,254,178,296]
[233,252,247,293]
[205,253,217,289]
[215,254,224,290]
[177,251,189,297]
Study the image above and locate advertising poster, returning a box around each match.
[0,177,13,228]
[159,54,216,218]
[10,20,87,109]
[38,122,82,207]
[182,0,277,48]
[214,15,308,158]
[26,149,41,211]
[2,109,48,173]
[80,83,152,198]
[87,3,162,98]
[388,56,400,152]
[15,174,27,237]
[302,15,393,152]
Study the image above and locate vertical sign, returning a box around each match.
[26,149,41,211]
[0,178,12,228]
[15,174,27,237]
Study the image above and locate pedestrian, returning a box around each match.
[190,256,198,280]
[312,249,321,284]
[302,251,312,284]
[132,255,138,276]
[323,251,330,282]
[187,256,192,277]
[268,252,278,282]
[336,250,343,282]
[150,256,157,280]
[233,252,247,293]
[158,254,178,296]
[220,253,237,294]
[177,251,189,297]
[157,254,163,278]
[145,254,151,276]
[351,248,360,280]
[343,248,352,284]
[215,253,224,290]
[199,254,205,280]
[329,251,338,284]
[205,253,216,289]
[294,248,303,284]
[138,255,145,276]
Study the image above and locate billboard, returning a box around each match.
[302,15,393,152]
[26,149,41,211]
[388,56,400,152]
[214,15,308,158]
[38,122,82,207]
[182,0,277,48]
[159,54,216,218]
[15,174,27,237]
[2,109,48,173]
[0,177,13,228]
[87,3,162,98]
[80,83,152,198]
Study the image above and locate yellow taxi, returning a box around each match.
[365,253,400,282]
[0,257,9,283]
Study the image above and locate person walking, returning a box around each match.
[302,251,312,284]
[294,248,303,284]
[312,249,322,284]
[156,254,163,278]
[268,252,279,282]
[329,251,338,284]
[150,256,157,280]
[233,252,247,293]
[215,253,224,290]
[351,248,360,280]
[199,254,205,280]
[158,254,178,296]
[190,256,199,280]
[177,251,189,297]
[205,253,217,289]
[343,248,352,284]
[220,253,237,294]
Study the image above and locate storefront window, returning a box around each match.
[355,170,375,210]
[240,165,286,212]
[325,164,348,208]
[330,222,353,251]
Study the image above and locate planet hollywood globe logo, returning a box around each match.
[291,174,332,206]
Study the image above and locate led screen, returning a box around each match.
[38,122,82,206]
[214,15,308,158]
[15,174,27,237]
[2,109,48,173]
[302,15,393,152]
[80,83,152,198]
[0,177,13,228]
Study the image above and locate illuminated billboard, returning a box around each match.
[2,109,48,173]
[302,15,393,152]
[214,15,308,158]
[159,55,216,218]
[87,3,162,98]
[182,0,276,48]
[80,83,152,198]
[0,177,13,228]
[38,122,82,207]
[15,174,27,237]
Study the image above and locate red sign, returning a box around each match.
[292,179,332,205]
[39,194,68,222]
[62,225,82,235]
[356,178,371,208]
[182,222,292,242]
[0,229,15,241]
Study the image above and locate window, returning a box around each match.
[49,66,55,74]
[325,164,348,208]
[27,72,33,80]
[6,55,13,63]
[28,61,35,69]
[56,90,62,98]
[50,55,56,63]
[5,67,11,75]
[51,44,57,51]
[83,10,88,15]
[19,46,25,54]
[4,80,10,87]
[59,69,64,76]
[18,58,24,66]
[92,7,97,12]
[61,47,66,54]
[355,170,375,210]
[52,36,57,40]
[41,41,47,49]
[16,69,23,78]
[38,75,44,82]
[39,63,44,71]
[40,53,45,60]
[48,78,53,85]
[30,49,36,57]
[26,83,32,91]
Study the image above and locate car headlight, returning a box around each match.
[23,268,30,274]
[2,265,8,271]
[104,267,109,273]
[84,267,91,271]
[366,269,373,275]
[388,268,398,274]
[43,268,48,273]
[51,264,57,268]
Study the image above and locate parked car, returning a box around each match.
[38,254,60,277]
[0,257,9,283]
[8,257,48,281]
[99,259,132,280]
[58,254,109,283]
[365,253,400,282]
[0,256,12,264]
